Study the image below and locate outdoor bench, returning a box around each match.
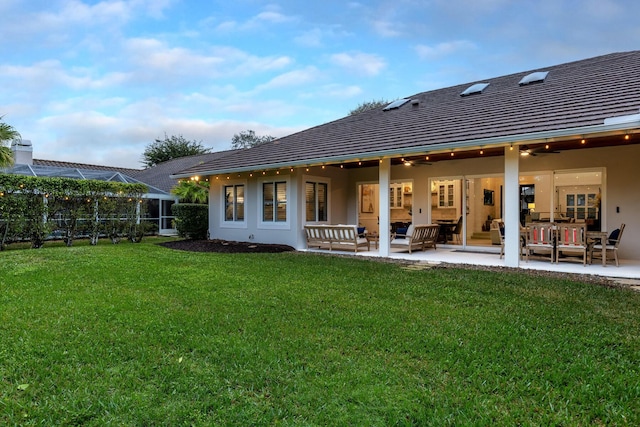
[390,224,440,254]
[304,224,370,253]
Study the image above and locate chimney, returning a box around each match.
[11,139,33,165]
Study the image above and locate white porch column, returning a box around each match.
[504,146,520,267]
[378,158,391,257]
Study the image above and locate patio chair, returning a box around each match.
[589,224,625,266]
[525,222,555,263]
[555,223,588,266]
[451,216,463,244]
[390,224,439,254]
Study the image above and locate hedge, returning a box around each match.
[0,174,148,249]
[171,203,208,240]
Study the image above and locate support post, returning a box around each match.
[378,159,391,257]
[504,146,520,267]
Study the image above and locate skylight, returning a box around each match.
[519,71,549,86]
[383,98,410,111]
[460,82,489,97]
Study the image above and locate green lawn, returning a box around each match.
[1,238,639,425]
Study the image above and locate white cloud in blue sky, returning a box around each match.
[1,0,639,168]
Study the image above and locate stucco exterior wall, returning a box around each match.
[206,144,639,259]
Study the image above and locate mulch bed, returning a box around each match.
[159,239,295,253]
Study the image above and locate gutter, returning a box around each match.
[171,120,640,179]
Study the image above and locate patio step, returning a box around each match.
[470,232,490,239]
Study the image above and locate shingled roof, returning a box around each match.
[174,51,640,178]
[133,149,239,193]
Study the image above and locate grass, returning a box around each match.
[1,238,639,425]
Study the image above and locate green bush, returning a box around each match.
[172,203,208,240]
[0,174,147,249]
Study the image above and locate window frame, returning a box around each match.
[220,180,247,228]
[258,177,290,229]
[305,178,330,223]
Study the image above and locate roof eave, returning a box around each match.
[171,120,640,178]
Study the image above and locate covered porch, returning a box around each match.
[337,132,639,271]
[303,243,640,282]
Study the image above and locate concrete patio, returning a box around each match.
[303,244,640,285]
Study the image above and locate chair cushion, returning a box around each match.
[390,238,410,245]
[608,229,620,244]
[396,227,407,239]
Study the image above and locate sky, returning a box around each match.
[2,0,640,169]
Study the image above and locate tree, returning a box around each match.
[171,179,209,204]
[349,99,389,115]
[0,117,21,168]
[141,133,210,168]
[231,130,275,149]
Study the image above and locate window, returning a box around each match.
[306,181,328,222]
[224,184,244,221]
[438,183,454,207]
[263,181,287,222]
[566,192,598,220]
[383,98,410,111]
[460,82,489,97]
[519,71,549,86]
[390,183,403,209]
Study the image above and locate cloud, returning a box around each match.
[32,108,306,168]
[330,52,386,76]
[321,84,363,98]
[211,6,296,33]
[256,67,322,91]
[294,28,324,48]
[123,38,292,81]
[415,40,477,59]
[371,20,402,37]
[1,0,174,45]
[0,60,130,91]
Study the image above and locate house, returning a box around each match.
[167,51,637,267]
[4,141,238,236]
[129,149,239,233]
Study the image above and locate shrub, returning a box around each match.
[172,203,208,240]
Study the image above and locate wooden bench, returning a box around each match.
[304,224,370,253]
[390,224,439,254]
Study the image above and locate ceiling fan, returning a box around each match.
[519,145,559,157]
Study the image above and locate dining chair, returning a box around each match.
[525,222,555,263]
[590,224,625,266]
[555,223,588,266]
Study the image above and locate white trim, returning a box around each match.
[258,176,291,230]
[219,179,247,229]
[303,175,331,224]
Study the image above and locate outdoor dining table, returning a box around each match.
[435,220,457,243]
[524,224,608,266]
